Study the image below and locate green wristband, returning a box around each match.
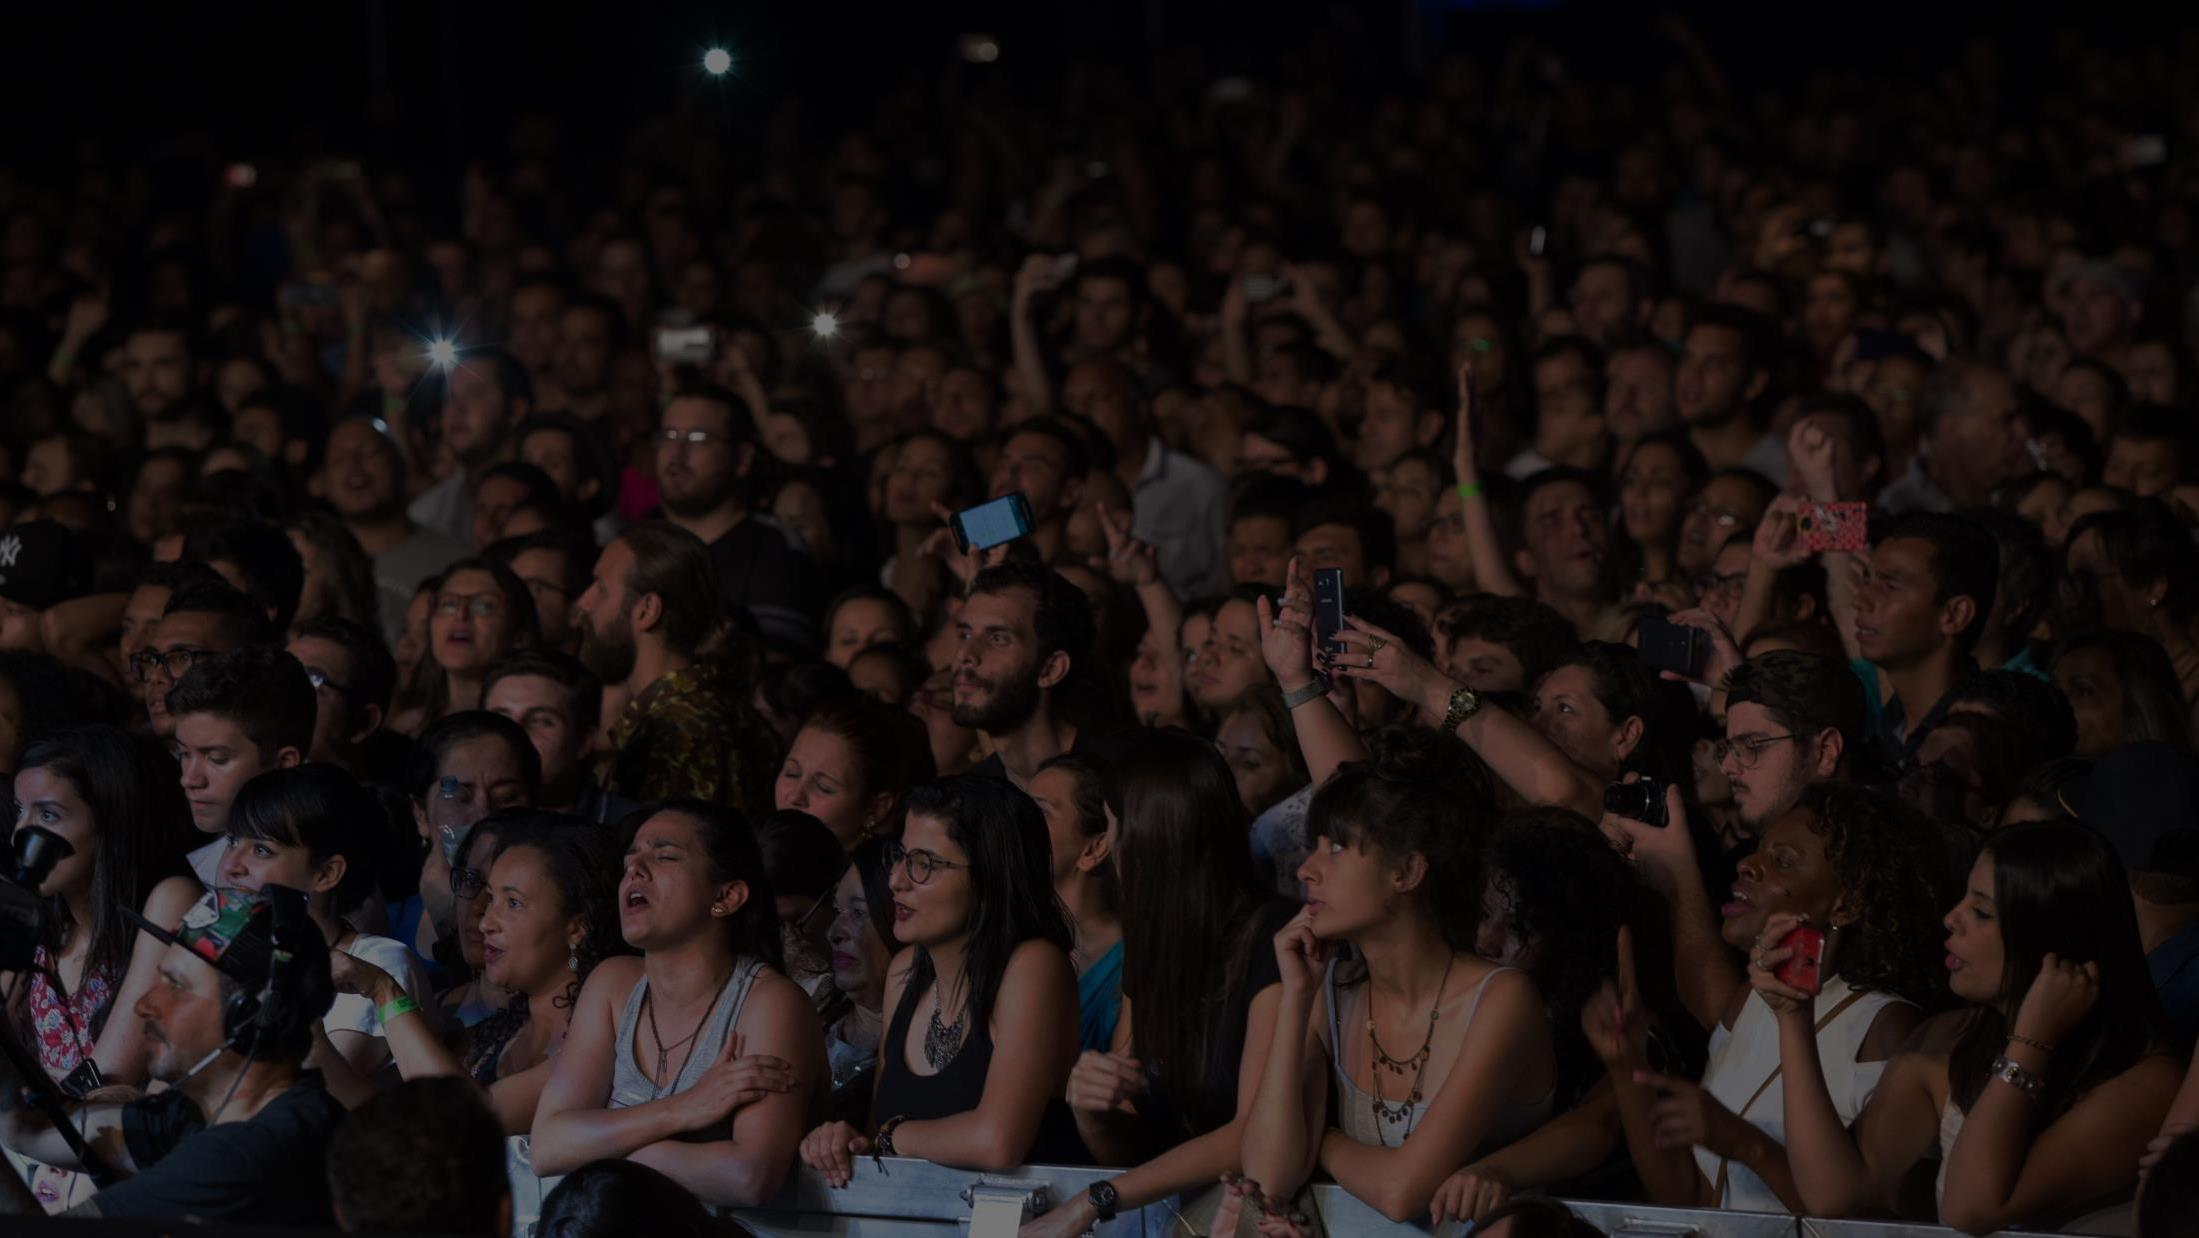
[1457,481,1483,500]
[377,994,423,1025]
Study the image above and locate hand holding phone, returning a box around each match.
[951,493,1035,554]
[1312,568,1348,660]
[1776,923,1838,996]
[1797,501,1868,554]
[1636,617,1703,679]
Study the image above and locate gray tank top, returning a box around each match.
[609,956,767,1111]
[1322,958,1553,1150]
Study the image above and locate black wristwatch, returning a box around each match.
[1087,1179,1120,1222]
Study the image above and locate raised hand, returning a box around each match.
[1090,504,1159,589]
[1581,926,1648,1068]
[1752,494,1812,569]
[326,952,401,1006]
[2012,952,2101,1051]
[1453,359,1481,483]
[1789,419,1840,500]
[1660,608,1742,688]
[1256,556,1320,690]
[1063,1050,1146,1115]
[1328,613,1446,719]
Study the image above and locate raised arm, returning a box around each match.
[1609,785,1745,1032]
[1939,956,2177,1234]
[1010,256,1063,418]
[1455,362,1523,598]
[1582,927,1706,1207]
[1240,911,1333,1203]
[1257,557,1367,786]
[889,940,1079,1171]
[1316,968,1551,1222]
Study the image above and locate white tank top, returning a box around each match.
[1692,974,1905,1212]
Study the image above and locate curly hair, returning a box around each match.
[1794,783,1958,1008]
[490,814,630,1010]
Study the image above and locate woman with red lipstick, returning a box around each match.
[798,775,1085,1185]
[532,802,826,1207]
[1760,819,2180,1232]
[390,557,539,736]
[1240,737,1554,1225]
[1594,783,1952,1214]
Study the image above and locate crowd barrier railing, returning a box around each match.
[507,1149,2109,1238]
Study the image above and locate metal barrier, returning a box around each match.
[699,1159,2116,1238]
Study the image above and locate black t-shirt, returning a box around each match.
[708,517,822,650]
[97,1071,344,1227]
[1139,897,1299,1140]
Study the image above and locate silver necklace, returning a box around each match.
[923,974,968,1070]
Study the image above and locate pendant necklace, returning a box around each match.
[1366,955,1454,1144]
[924,970,969,1070]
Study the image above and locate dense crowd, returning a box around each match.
[5,14,2199,1237]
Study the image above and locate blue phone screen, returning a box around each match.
[957,495,1032,551]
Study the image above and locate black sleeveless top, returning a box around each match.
[873,970,1087,1166]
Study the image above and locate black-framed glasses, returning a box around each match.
[1714,733,1796,769]
[655,427,731,448]
[129,646,210,684]
[450,865,489,900]
[885,842,967,886]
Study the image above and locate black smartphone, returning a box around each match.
[1637,617,1702,678]
[951,493,1035,553]
[1603,777,1667,827]
[1312,568,1348,659]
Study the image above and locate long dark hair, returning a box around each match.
[621,801,785,975]
[1543,641,1695,790]
[227,764,383,915]
[798,695,936,841]
[1947,821,2167,1123]
[900,776,1073,1032]
[1039,751,1118,912]
[1304,726,1497,952]
[850,836,903,954]
[1793,784,1958,1007]
[16,725,191,1001]
[1107,730,1263,1134]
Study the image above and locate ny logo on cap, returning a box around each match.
[0,535,17,569]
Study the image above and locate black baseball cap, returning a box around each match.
[0,521,87,611]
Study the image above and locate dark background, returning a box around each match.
[4,2,2192,173]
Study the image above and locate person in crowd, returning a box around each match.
[6,727,198,1097]
[166,645,317,889]
[1028,731,1296,1237]
[0,887,342,1226]
[653,383,821,648]
[533,801,825,1206]
[390,555,539,735]
[1241,734,1554,1223]
[410,348,534,551]
[136,574,268,738]
[1437,594,1582,694]
[535,1158,719,1238]
[954,560,1106,788]
[1762,820,2180,1231]
[326,1076,511,1237]
[397,710,542,976]
[821,586,917,671]
[2054,631,2195,758]
[756,809,848,1016]
[774,694,933,849]
[799,775,1085,1182]
[2061,503,2199,715]
[219,765,436,1100]
[1716,651,1871,836]
[1025,752,1123,1055]
[482,649,626,821]
[823,838,901,1123]
[2063,742,2199,1043]
[437,813,515,1028]
[1847,512,2000,768]
[289,616,401,780]
[576,521,781,811]
[335,814,625,1131]
[1616,432,1710,603]
[182,515,307,636]
[321,417,469,640]
[1217,684,1312,819]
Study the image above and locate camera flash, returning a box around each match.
[810,311,839,338]
[427,339,459,369]
[703,47,733,76]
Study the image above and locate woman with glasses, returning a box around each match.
[395,711,542,984]
[533,801,826,1207]
[333,813,629,1133]
[388,556,539,736]
[799,775,1085,1185]
[823,838,901,1125]
[1676,470,1775,584]
[437,815,514,1028]
[756,810,849,1018]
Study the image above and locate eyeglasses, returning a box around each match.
[1714,733,1796,769]
[435,594,503,619]
[450,865,489,900]
[655,427,732,448]
[129,646,210,684]
[304,667,353,697]
[885,841,967,886]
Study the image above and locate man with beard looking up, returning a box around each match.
[652,382,820,650]
[954,560,1103,790]
[571,520,780,812]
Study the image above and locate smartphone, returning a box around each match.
[1637,617,1702,679]
[951,493,1035,553]
[1528,225,1548,258]
[1777,923,1838,994]
[1797,501,1869,554]
[1312,567,1348,659]
[654,325,715,366]
[1603,777,1667,827]
[1243,273,1289,303]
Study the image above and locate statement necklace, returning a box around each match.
[1365,955,1454,1144]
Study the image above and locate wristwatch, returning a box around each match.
[1989,1054,2045,1101]
[1087,1179,1120,1222]
[1438,684,1481,732]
